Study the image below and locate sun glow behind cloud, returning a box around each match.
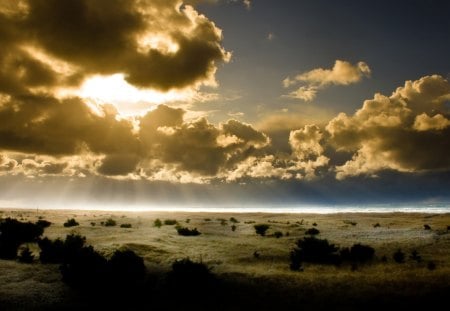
[75,74,193,116]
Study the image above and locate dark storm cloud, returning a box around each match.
[1,0,229,92]
[0,94,138,156]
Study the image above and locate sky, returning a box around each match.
[0,0,449,209]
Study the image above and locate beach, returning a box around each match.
[1,208,450,310]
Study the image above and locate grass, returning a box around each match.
[0,209,450,309]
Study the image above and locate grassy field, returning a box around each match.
[1,208,450,310]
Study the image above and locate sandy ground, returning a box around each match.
[1,208,450,309]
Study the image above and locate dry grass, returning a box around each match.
[1,208,450,309]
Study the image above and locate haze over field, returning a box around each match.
[0,0,449,209]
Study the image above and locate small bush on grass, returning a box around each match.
[154,219,162,228]
[340,243,375,263]
[229,217,239,223]
[273,231,283,238]
[231,225,237,232]
[410,250,422,263]
[103,218,117,227]
[120,223,132,228]
[63,218,79,227]
[254,224,270,236]
[423,224,431,230]
[177,227,201,236]
[427,261,436,270]
[393,249,405,263]
[290,237,340,270]
[164,219,177,225]
[305,228,320,236]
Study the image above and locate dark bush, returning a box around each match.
[423,224,431,230]
[254,224,270,236]
[229,217,239,223]
[0,218,44,259]
[312,222,317,227]
[290,237,340,270]
[273,231,283,238]
[103,218,116,227]
[410,250,422,263]
[38,237,65,263]
[108,250,146,284]
[373,223,381,228]
[120,223,132,228]
[164,219,177,225]
[36,219,52,228]
[154,219,162,228]
[176,227,201,236]
[427,261,436,270]
[231,225,237,232]
[340,243,375,263]
[18,247,34,263]
[60,245,108,289]
[393,249,405,263]
[91,222,96,226]
[38,234,86,264]
[305,228,320,235]
[168,258,215,293]
[63,218,79,227]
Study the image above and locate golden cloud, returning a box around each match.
[283,60,371,101]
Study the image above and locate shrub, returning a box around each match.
[103,218,117,227]
[373,223,381,228]
[231,225,237,232]
[90,222,96,226]
[343,220,357,226]
[229,217,239,223]
[154,219,162,228]
[120,223,132,228]
[0,218,44,259]
[60,245,108,289]
[38,234,86,264]
[63,218,79,227]
[427,261,436,270]
[410,250,422,262]
[393,249,405,263]
[423,224,431,230]
[168,258,215,294]
[254,224,270,236]
[305,228,320,236]
[312,222,317,227]
[204,218,211,222]
[36,219,52,228]
[340,243,375,263]
[290,237,340,270]
[18,247,34,263]
[108,250,145,284]
[273,231,283,238]
[177,227,201,236]
[164,219,177,225]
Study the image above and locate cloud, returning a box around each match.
[0,0,230,93]
[326,75,450,179]
[283,60,371,101]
